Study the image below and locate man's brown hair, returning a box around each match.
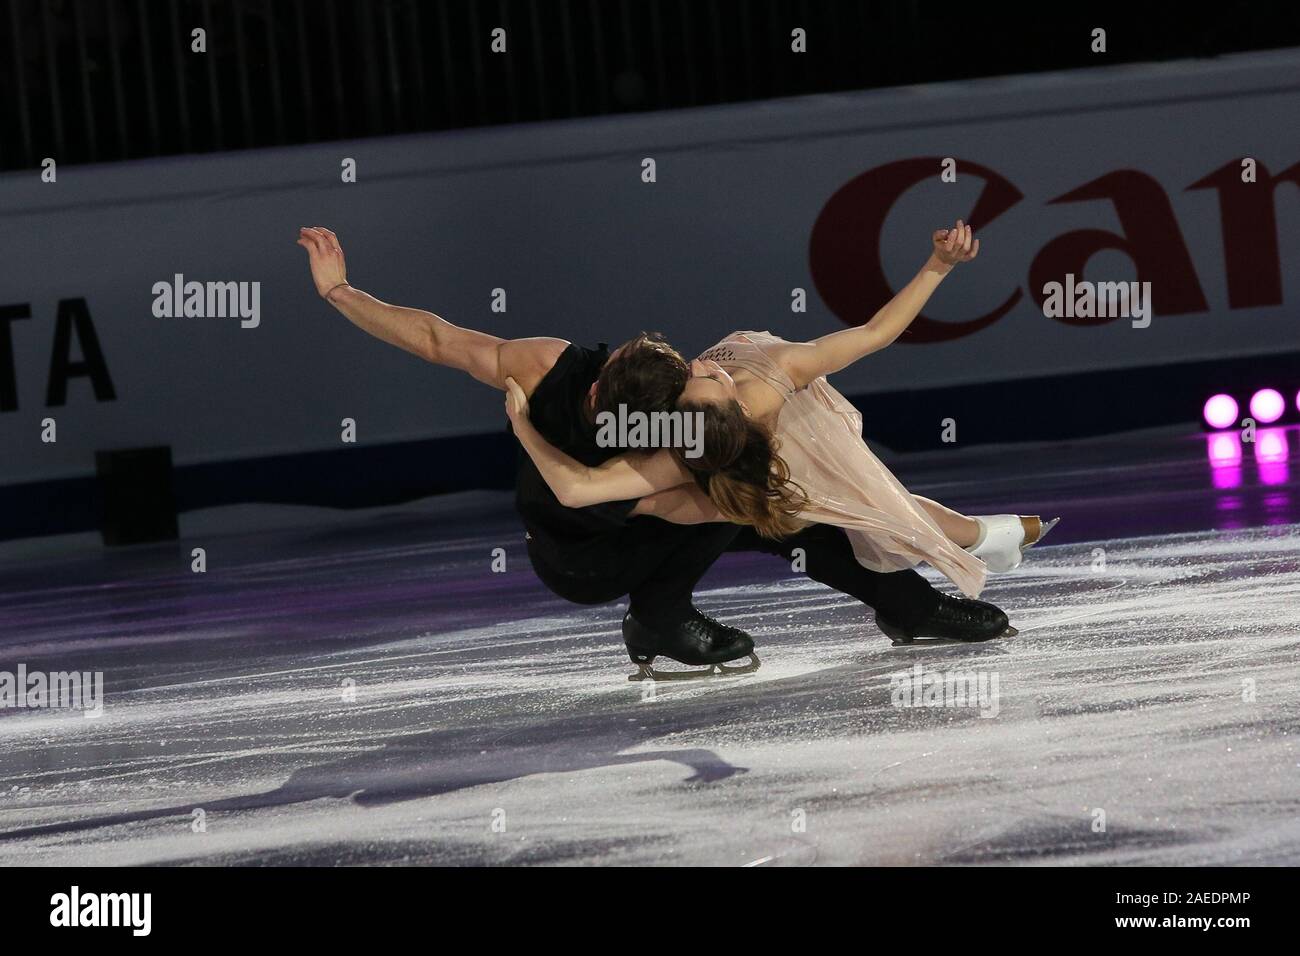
[592,332,690,418]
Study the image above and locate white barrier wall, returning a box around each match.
[2,50,1298,486]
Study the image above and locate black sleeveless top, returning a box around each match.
[514,343,639,571]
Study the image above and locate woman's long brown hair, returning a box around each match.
[674,400,809,538]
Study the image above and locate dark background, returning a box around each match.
[5,0,1300,172]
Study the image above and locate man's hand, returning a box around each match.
[930,219,979,269]
[297,226,349,298]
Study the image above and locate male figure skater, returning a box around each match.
[297,227,1009,675]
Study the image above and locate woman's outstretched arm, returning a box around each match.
[504,377,694,508]
[777,220,979,389]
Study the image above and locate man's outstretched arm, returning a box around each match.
[297,226,566,393]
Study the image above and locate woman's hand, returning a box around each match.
[930,219,979,269]
[296,226,349,298]
[504,376,530,424]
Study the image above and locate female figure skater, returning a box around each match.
[505,221,1056,636]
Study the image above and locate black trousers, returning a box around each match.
[728,524,941,629]
[528,519,940,631]
[527,518,740,626]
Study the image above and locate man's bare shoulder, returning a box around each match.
[500,337,571,394]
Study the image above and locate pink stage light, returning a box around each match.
[1208,432,1242,466]
[1249,388,1285,424]
[1206,431,1237,465]
[1256,428,1290,487]
[1207,432,1243,489]
[1202,394,1238,429]
[1255,428,1289,463]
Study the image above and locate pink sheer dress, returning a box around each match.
[697,331,988,598]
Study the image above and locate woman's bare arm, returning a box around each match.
[504,378,693,508]
[630,485,726,523]
[777,221,979,389]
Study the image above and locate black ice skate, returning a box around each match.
[875,593,1017,646]
[623,608,760,681]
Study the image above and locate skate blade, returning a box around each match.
[1022,517,1061,554]
[628,651,761,682]
[890,626,1016,648]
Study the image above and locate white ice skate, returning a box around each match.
[968,515,1060,572]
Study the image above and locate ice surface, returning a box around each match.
[1,507,1298,865]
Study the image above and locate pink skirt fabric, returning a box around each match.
[698,331,988,598]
